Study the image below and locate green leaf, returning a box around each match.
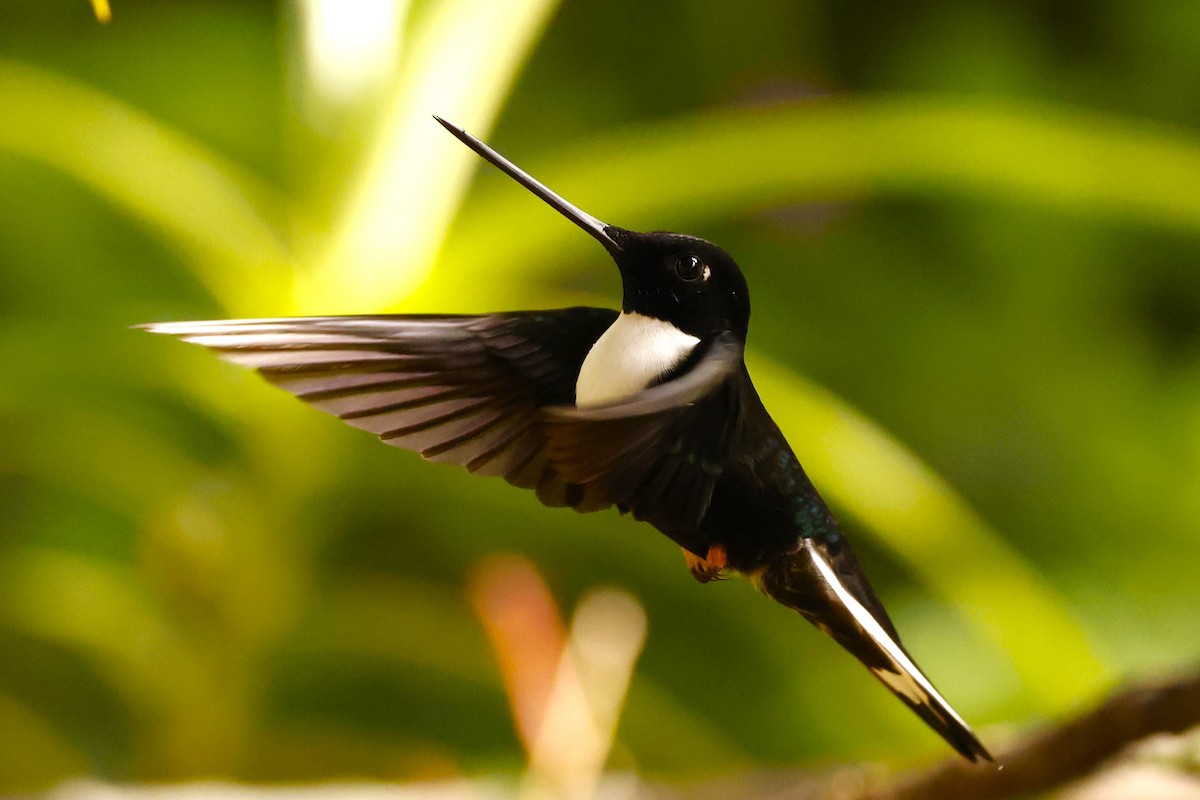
[0,59,291,313]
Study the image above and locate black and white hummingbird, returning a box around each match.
[143,116,991,763]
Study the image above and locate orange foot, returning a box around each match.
[683,544,729,583]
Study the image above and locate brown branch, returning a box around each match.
[634,670,1200,800]
[866,670,1200,800]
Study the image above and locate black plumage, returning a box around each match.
[142,117,992,763]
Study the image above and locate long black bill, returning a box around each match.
[434,115,622,253]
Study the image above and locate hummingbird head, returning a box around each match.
[605,228,750,340]
[435,116,751,341]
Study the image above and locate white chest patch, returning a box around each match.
[575,312,700,407]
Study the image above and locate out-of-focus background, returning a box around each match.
[2,0,1200,795]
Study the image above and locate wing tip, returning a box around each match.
[135,319,231,336]
[135,318,318,339]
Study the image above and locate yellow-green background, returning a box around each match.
[2,0,1199,790]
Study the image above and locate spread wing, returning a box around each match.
[142,312,743,536]
[143,310,616,510]
[540,332,745,539]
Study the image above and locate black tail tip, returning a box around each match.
[948,727,995,765]
[903,694,994,764]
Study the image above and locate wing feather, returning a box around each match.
[142,313,745,536]
[143,311,612,509]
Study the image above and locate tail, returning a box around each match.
[757,537,993,763]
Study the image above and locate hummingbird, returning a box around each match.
[143,116,991,763]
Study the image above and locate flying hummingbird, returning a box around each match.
[143,116,991,762]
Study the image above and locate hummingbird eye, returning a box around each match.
[674,254,708,282]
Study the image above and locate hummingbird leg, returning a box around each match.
[683,544,729,583]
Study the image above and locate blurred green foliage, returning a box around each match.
[1,0,1199,791]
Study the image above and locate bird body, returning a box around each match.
[143,117,991,763]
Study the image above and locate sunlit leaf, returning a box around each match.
[300,0,563,312]
[90,0,112,25]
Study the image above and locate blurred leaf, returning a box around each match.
[0,690,91,788]
[0,59,290,313]
[90,0,112,26]
[301,0,563,311]
[0,631,133,777]
[0,549,196,719]
[286,574,495,684]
